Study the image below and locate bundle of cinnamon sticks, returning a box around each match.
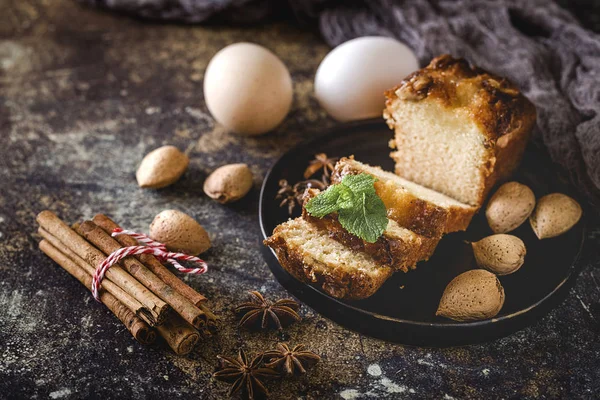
[36,211,217,355]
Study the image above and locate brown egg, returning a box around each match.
[203,43,293,136]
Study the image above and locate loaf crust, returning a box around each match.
[264,219,393,300]
[331,157,476,233]
[301,189,439,272]
[386,54,536,142]
[385,54,537,206]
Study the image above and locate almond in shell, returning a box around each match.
[486,182,535,233]
[436,269,505,322]
[149,210,211,255]
[203,163,253,204]
[136,145,189,189]
[529,193,582,239]
[472,234,526,276]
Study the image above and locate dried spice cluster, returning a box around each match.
[263,343,321,376]
[213,349,279,399]
[36,211,217,355]
[276,153,338,215]
[235,291,301,331]
[213,345,321,399]
[303,153,338,181]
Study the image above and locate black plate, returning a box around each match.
[259,120,585,346]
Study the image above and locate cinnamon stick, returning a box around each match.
[39,240,156,345]
[76,220,207,329]
[40,235,197,354]
[94,215,218,331]
[198,304,218,333]
[92,214,207,306]
[156,314,200,355]
[38,227,154,326]
[36,211,170,326]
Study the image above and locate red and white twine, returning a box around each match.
[91,228,207,302]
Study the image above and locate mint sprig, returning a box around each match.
[305,173,388,243]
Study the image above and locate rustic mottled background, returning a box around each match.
[1,1,599,399]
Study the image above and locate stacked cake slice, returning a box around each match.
[265,55,536,300]
[265,158,477,299]
[265,217,394,300]
[331,158,478,234]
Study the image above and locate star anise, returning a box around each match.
[213,349,279,399]
[263,343,321,376]
[292,179,327,202]
[303,153,339,180]
[236,291,301,330]
[275,179,298,215]
[276,178,328,216]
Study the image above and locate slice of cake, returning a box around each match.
[264,217,393,300]
[384,54,536,206]
[301,188,439,272]
[332,157,477,233]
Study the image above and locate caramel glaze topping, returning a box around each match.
[385,54,537,142]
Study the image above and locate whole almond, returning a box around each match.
[203,163,253,204]
[486,182,535,233]
[436,269,505,322]
[472,234,526,275]
[529,193,582,239]
[149,210,211,255]
[136,145,189,189]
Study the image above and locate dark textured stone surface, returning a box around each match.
[1,1,599,399]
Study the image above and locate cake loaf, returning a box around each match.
[384,54,536,206]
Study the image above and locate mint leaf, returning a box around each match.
[305,184,343,217]
[336,185,355,210]
[341,174,377,194]
[304,173,388,243]
[338,191,388,243]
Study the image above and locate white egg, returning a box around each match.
[314,36,419,122]
[204,43,293,136]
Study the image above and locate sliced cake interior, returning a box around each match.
[332,157,477,233]
[302,188,439,272]
[387,96,490,207]
[264,217,392,300]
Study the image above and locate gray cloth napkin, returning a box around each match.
[78,0,600,204]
